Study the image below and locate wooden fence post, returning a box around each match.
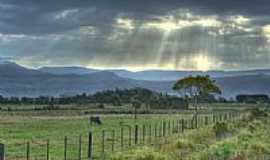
[112,130,115,152]
[181,119,185,133]
[205,116,208,126]
[78,136,81,160]
[101,130,105,157]
[135,125,138,145]
[176,120,179,133]
[148,124,152,144]
[120,128,124,150]
[128,127,132,147]
[191,119,194,129]
[172,120,175,134]
[159,123,162,137]
[199,116,201,126]
[168,120,171,135]
[88,131,93,160]
[26,142,30,160]
[195,114,198,129]
[179,120,182,133]
[163,121,166,137]
[197,114,200,128]
[0,143,4,160]
[154,124,157,138]
[64,136,67,160]
[142,125,146,144]
[47,140,50,160]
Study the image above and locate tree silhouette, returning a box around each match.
[173,75,221,127]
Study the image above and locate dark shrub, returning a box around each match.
[250,108,268,118]
[213,122,230,139]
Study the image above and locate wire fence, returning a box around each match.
[1,111,248,160]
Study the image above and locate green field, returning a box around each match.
[112,111,270,160]
[0,103,255,160]
[0,112,201,159]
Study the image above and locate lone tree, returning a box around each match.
[131,96,142,120]
[173,75,221,127]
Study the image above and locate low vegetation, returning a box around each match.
[0,113,192,159]
[110,110,270,160]
[111,147,167,160]
[0,88,188,110]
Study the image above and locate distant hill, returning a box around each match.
[0,62,47,77]
[0,62,171,97]
[39,66,99,75]
[215,74,270,98]
[38,66,270,81]
[1,62,270,98]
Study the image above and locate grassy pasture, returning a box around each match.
[111,112,270,160]
[0,102,264,117]
[0,113,195,160]
[0,103,254,159]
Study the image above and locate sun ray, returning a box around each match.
[156,30,172,67]
[193,54,212,71]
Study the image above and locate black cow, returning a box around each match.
[90,116,102,125]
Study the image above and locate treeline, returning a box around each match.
[236,94,270,104]
[0,88,188,109]
[1,88,269,108]
[193,94,270,104]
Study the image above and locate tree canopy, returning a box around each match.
[172,75,221,98]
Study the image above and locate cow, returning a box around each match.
[90,116,102,125]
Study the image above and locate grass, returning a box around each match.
[0,112,195,160]
[0,103,265,116]
[111,111,270,160]
[0,103,252,160]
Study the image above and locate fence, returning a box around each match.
[0,143,4,160]
[1,111,245,160]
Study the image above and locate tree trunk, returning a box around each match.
[134,107,137,120]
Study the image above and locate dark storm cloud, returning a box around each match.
[0,0,270,70]
[1,0,270,34]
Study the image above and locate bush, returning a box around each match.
[213,122,230,139]
[250,108,268,118]
[248,142,270,155]
[185,128,214,144]
[110,147,168,160]
[97,103,105,109]
[236,130,257,150]
[7,107,12,111]
[248,120,263,133]
[193,140,237,160]
[210,141,236,160]
[175,139,194,150]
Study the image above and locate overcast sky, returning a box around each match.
[0,0,270,71]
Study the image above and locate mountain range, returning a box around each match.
[39,66,270,81]
[1,61,270,98]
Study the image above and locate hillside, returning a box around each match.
[216,74,270,98]
[38,66,270,81]
[39,66,99,75]
[0,62,171,97]
[1,62,270,98]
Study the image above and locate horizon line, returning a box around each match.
[2,60,270,73]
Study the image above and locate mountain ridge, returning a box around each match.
[38,66,270,81]
[1,62,270,98]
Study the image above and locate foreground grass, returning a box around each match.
[0,113,192,160]
[111,113,270,160]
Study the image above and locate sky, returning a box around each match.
[0,0,270,71]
